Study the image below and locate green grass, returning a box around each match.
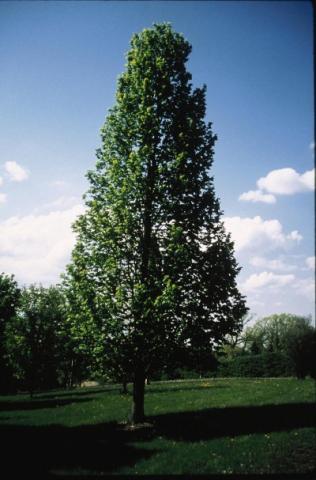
[0,377,315,475]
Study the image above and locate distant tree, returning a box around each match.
[65,23,247,423]
[243,314,311,353]
[5,285,67,394]
[219,313,254,359]
[0,273,20,393]
[283,317,315,379]
[179,343,218,378]
[243,313,315,378]
[225,314,254,349]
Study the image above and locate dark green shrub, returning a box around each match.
[217,352,295,377]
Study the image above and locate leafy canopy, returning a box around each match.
[65,23,247,379]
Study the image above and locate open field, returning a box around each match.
[0,377,315,476]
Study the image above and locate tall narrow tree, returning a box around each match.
[65,24,247,423]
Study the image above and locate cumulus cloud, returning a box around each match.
[0,193,7,204]
[239,167,314,203]
[305,256,315,270]
[223,215,302,252]
[0,177,3,186]
[0,204,84,284]
[257,167,314,195]
[5,161,29,182]
[287,230,303,242]
[249,256,297,272]
[310,142,315,151]
[241,271,295,293]
[239,189,276,204]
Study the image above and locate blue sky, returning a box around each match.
[0,1,314,321]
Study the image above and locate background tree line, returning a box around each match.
[217,313,316,379]
[0,274,92,395]
[1,271,315,396]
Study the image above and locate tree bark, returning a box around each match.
[122,379,128,394]
[69,358,74,389]
[131,369,145,424]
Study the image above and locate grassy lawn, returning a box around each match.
[0,377,315,476]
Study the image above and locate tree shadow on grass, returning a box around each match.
[0,402,315,476]
[0,421,158,476]
[149,402,316,441]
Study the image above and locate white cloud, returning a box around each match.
[309,142,315,151]
[34,196,81,214]
[287,230,303,242]
[223,215,302,252]
[257,167,314,195]
[0,193,7,204]
[0,176,3,186]
[4,161,29,182]
[239,167,315,203]
[0,204,84,285]
[249,256,297,272]
[239,189,276,204]
[241,271,295,293]
[305,256,315,270]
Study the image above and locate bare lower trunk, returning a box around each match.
[68,358,74,389]
[131,369,145,424]
[122,380,128,394]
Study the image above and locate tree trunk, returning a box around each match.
[68,358,74,389]
[122,379,128,394]
[131,369,145,424]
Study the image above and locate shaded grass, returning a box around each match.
[0,377,315,475]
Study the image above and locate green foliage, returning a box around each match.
[0,273,20,323]
[243,313,311,353]
[64,23,247,418]
[283,319,315,379]
[0,273,20,393]
[61,273,105,386]
[218,352,294,378]
[241,314,315,379]
[158,343,218,381]
[5,285,69,393]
